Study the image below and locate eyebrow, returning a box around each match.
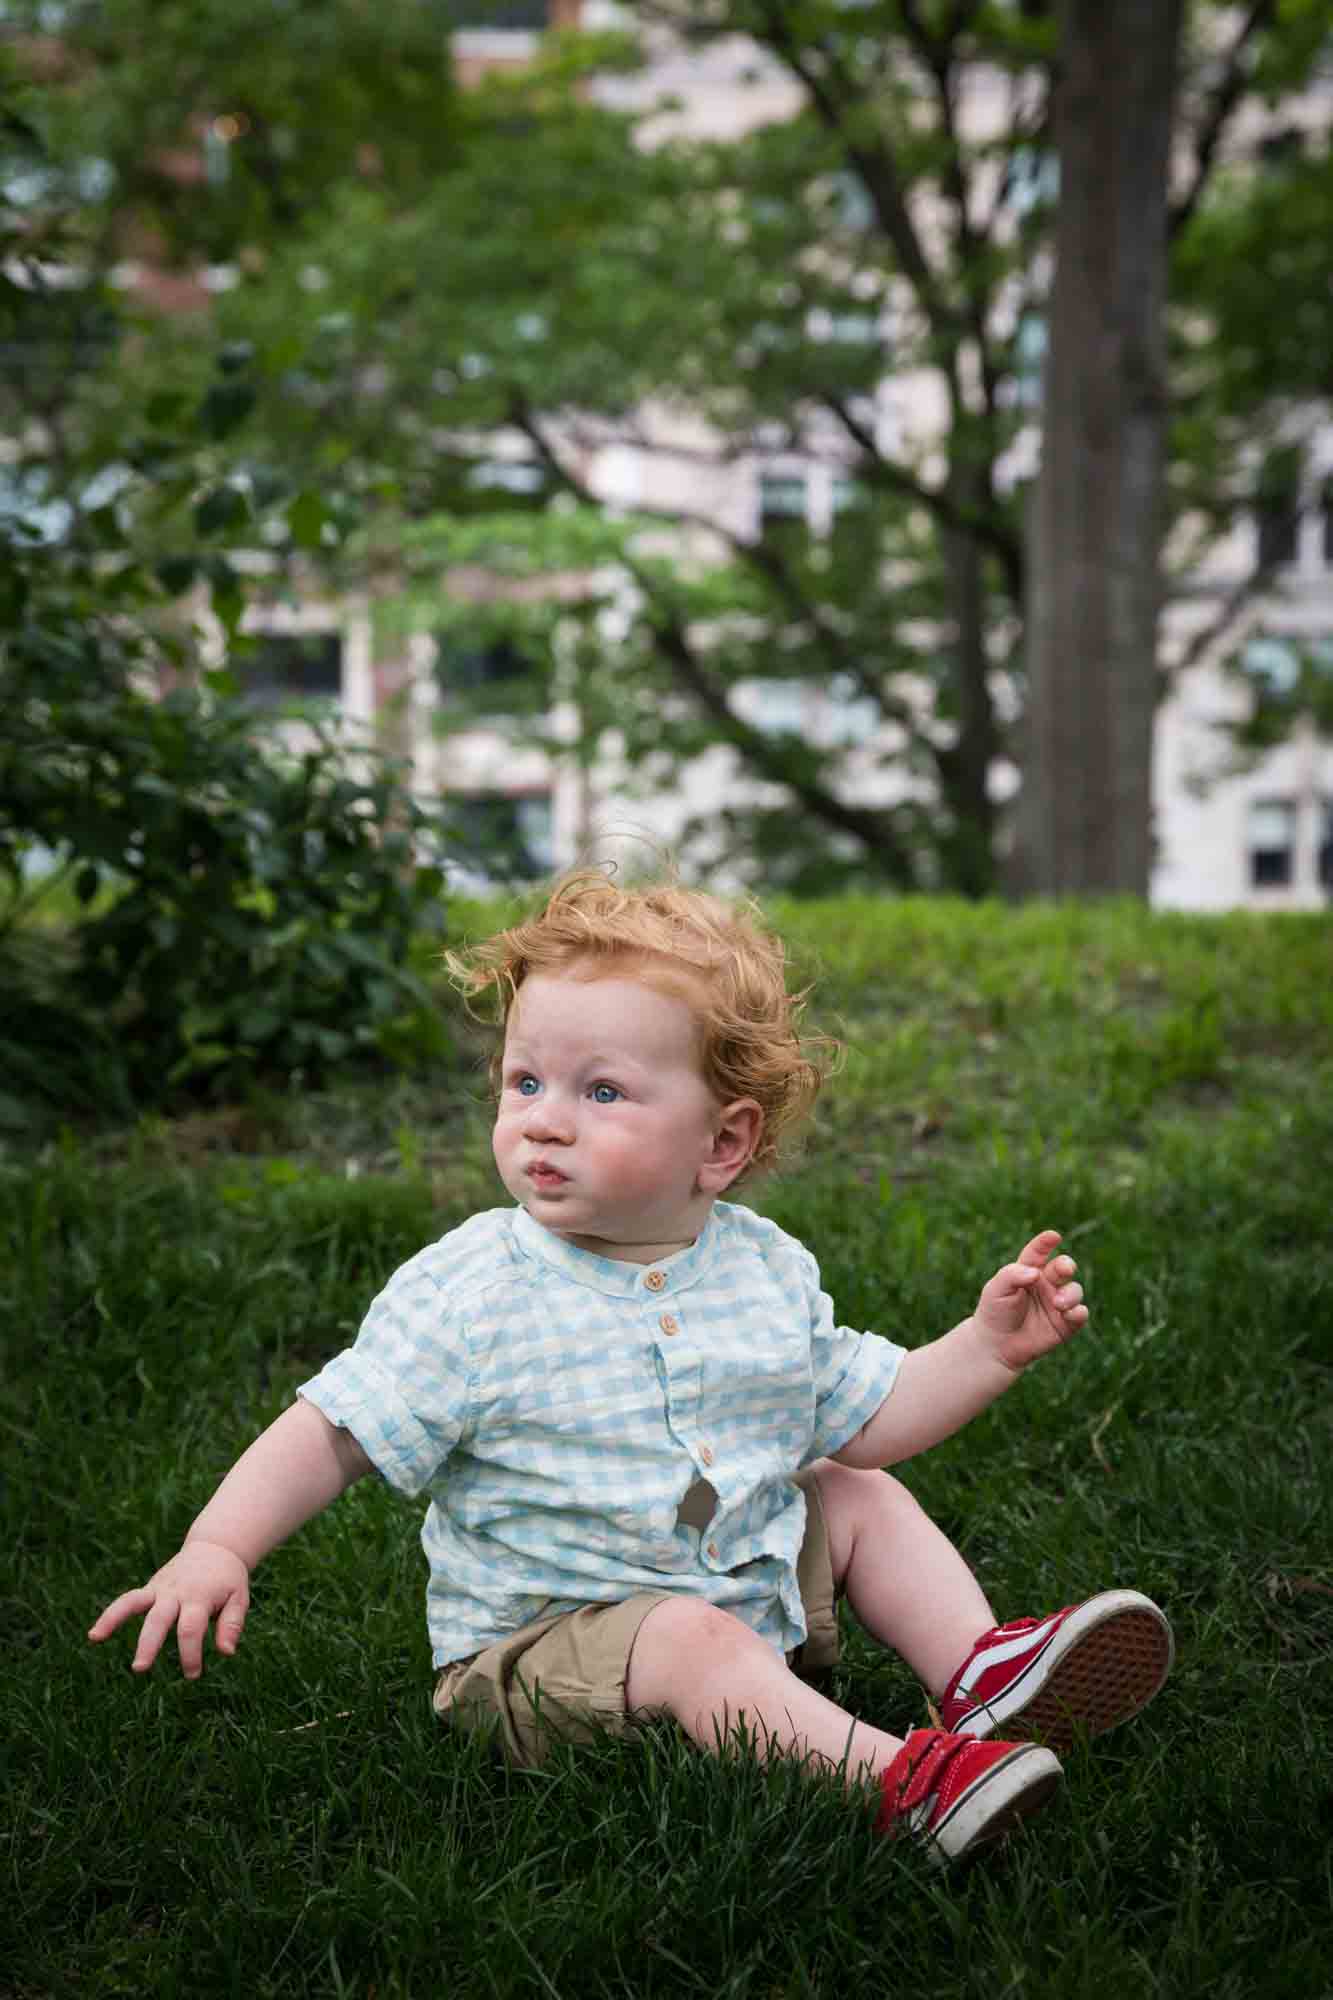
[502,1043,650,1076]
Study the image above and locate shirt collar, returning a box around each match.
[510,1204,722,1299]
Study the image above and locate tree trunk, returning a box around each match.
[1016,0,1183,897]
[937,492,998,898]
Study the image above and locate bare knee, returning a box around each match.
[626,1597,765,1717]
[810,1458,923,1589]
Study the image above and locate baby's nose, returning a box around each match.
[523,1096,574,1141]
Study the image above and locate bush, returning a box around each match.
[0,548,450,1122]
[0,108,454,1126]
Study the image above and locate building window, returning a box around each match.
[1257,500,1300,570]
[827,170,875,232]
[758,469,808,558]
[1012,312,1048,410]
[448,1,549,26]
[1242,632,1333,717]
[233,632,342,710]
[830,472,875,564]
[1248,799,1296,888]
[822,670,880,746]
[1241,634,1301,705]
[1258,126,1304,170]
[1000,146,1060,217]
[1321,478,1333,566]
[444,791,554,882]
[821,310,880,347]
[467,458,546,497]
[434,634,535,698]
[1320,801,1333,897]
[740,679,806,737]
[1255,445,1302,569]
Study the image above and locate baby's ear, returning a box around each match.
[698,1100,763,1193]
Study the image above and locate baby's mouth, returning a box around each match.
[527,1162,569,1188]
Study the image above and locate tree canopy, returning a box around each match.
[5,0,1331,893]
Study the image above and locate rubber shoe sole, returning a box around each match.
[957,1591,1174,1754]
[918,1743,1063,1866]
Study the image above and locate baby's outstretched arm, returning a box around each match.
[88,1400,371,1679]
[834,1230,1086,1469]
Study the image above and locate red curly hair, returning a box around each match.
[445,871,835,1179]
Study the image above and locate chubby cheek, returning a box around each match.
[586,1123,685,1197]
[491,1113,519,1180]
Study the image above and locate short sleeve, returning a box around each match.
[799,1251,905,1464]
[297,1247,474,1496]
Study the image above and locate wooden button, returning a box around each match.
[699,1444,714,1467]
[645,1270,667,1292]
[659,1313,679,1335]
[706,1542,720,1561]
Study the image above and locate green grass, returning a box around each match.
[4,897,1332,1998]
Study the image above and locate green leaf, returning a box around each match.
[166,1040,233,1083]
[218,341,256,376]
[238,1007,282,1042]
[145,390,188,427]
[198,379,256,442]
[206,557,245,639]
[194,484,249,537]
[155,556,198,596]
[286,490,330,552]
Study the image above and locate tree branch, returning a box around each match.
[641,604,919,882]
[719,520,922,738]
[897,2,1004,439]
[1170,0,1276,240]
[556,406,1021,613]
[947,0,984,37]
[820,391,1024,604]
[1166,536,1295,686]
[752,0,954,332]
[515,403,924,733]
[508,390,920,883]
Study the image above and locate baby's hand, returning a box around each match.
[972,1229,1087,1374]
[88,1539,250,1680]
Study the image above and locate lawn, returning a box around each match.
[5,896,1331,1998]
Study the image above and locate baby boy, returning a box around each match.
[91,873,1173,1865]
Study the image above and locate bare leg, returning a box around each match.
[811,1458,994,1696]
[625,1597,906,1785]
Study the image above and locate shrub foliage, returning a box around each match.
[0,518,448,1125]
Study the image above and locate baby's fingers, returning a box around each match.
[988,1260,1043,1299]
[86,1586,179,1673]
[131,1592,182,1674]
[87,1587,156,1646]
[214,1589,248,1658]
[176,1587,248,1680]
[174,1599,212,1681]
[1016,1229,1063,1269]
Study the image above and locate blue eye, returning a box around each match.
[590,1083,622,1104]
[516,1075,541,1097]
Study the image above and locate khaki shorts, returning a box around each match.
[432,1464,839,1764]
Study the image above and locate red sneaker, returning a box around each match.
[938,1590,1174,1753]
[876,1729,1062,1866]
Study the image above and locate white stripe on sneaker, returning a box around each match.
[952,1614,1062,1698]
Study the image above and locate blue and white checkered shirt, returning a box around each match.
[298,1200,905,1667]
